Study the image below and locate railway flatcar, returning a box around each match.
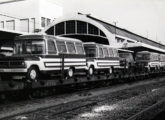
[135,51,160,72]
[0,34,87,81]
[83,42,120,75]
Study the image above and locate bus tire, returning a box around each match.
[88,66,94,76]
[109,67,113,74]
[147,66,151,73]
[27,66,39,81]
[67,68,74,78]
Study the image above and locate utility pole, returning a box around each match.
[113,21,118,44]
[113,21,118,36]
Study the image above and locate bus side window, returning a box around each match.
[56,41,67,53]
[99,47,104,58]
[47,40,57,54]
[156,54,159,61]
[109,48,114,57]
[75,43,84,54]
[16,43,22,54]
[151,54,154,61]
[161,55,165,61]
[113,49,119,57]
[163,56,165,61]
[103,48,109,57]
[66,42,76,54]
[153,54,159,61]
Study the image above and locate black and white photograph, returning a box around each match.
[0,0,165,120]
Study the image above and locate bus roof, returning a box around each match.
[84,42,116,49]
[137,51,158,54]
[118,49,134,53]
[15,34,82,43]
[55,36,82,43]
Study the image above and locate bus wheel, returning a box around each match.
[147,66,151,73]
[88,66,94,76]
[68,68,74,78]
[109,67,113,74]
[27,67,39,81]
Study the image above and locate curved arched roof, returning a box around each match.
[43,15,115,45]
[43,14,165,50]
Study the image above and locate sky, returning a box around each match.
[51,0,165,44]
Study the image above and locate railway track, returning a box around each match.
[1,75,165,120]
[127,97,165,120]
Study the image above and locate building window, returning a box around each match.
[41,17,46,27]
[6,20,15,30]
[20,19,29,32]
[100,30,106,37]
[41,17,51,27]
[77,21,87,34]
[47,18,51,26]
[30,18,35,33]
[66,20,75,34]
[55,22,64,35]
[46,26,54,35]
[0,21,4,28]
[88,23,98,35]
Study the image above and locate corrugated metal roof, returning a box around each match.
[87,15,165,50]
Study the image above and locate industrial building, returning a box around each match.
[44,14,165,53]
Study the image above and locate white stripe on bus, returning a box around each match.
[42,58,86,62]
[95,60,119,62]
[45,63,86,67]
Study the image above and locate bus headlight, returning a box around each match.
[21,62,26,67]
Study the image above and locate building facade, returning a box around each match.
[0,0,63,33]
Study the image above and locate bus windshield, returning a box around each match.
[84,47,97,58]
[135,54,150,60]
[119,53,134,62]
[14,40,45,55]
